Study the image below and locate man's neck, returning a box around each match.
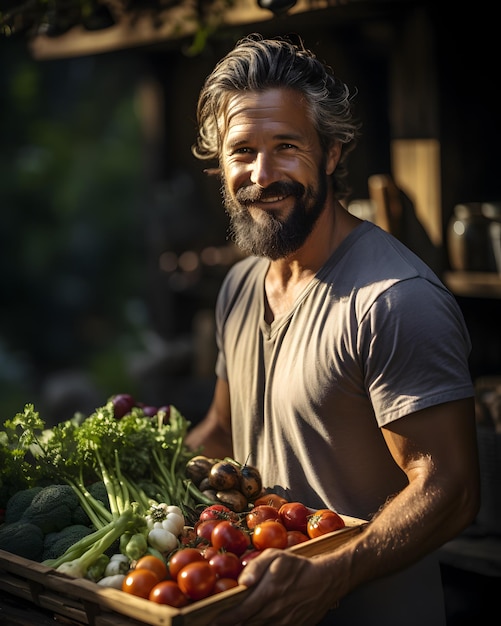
[263,200,360,322]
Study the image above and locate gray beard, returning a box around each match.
[221,170,328,260]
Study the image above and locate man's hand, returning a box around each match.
[211,549,342,626]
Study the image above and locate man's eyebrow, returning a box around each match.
[225,138,250,150]
[226,132,303,148]
[274,133,302,142]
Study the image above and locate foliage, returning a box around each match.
[0,399,198,570]
[0,401,197,513]
[0,39,146,419]
[0,0,239,53]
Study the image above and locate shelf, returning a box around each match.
[443,271,501,299]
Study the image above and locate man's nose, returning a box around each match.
[250,152,279,188]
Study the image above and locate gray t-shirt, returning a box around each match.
[215,220,473,518]
[214,220,473,625]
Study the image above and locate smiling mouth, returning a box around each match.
[236,181,304,206]
[256,194,288,204]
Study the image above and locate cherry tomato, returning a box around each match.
[240,549,262,568]
[211,520,250,556]
[122,568,159,598]
[252,520,288,550]
[135,555,168,581]
[199,504,238,523]
[279,501,311,534]
[168,547,205,580]
[306,509,345,539]
[195,518,222,543]
[149,580,189,607]
[286,530,310,547]
[209,551,243,580]
[177,560,216,600]
[245,505,280,530]
[202,545,219,561]
[253,493,289,510]
[214,577,239,593]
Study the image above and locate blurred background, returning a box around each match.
[0,40,146,423]
[0,22,234,426]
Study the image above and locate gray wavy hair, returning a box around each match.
[192,33,360,200]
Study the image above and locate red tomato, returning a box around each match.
[307,509,345,539]
[252,520,288,550]
[253,493,289,510]
[196,519,222,543]
[279,501,311,534]
[213,577,239,593]
[202,545,219,561]
[245,505,280,530]
[149,580,189,607]
[177,561,216,600]
[122,568,159,598]
[286,530,310,547]
[135,555,168,581]
[199,504,238,523]
[209,551,243,580]
[240,549,262,568]
[168,547,205,580]
[211,520,250,556]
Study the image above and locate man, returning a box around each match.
[185,34,480,625]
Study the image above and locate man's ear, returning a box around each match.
[326,141,342,176]
[203,167,222,176]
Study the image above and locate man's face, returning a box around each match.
[220,88,333,260]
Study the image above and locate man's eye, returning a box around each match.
[279,143,296,150]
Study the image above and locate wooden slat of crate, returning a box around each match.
[0,517,366,626]
[0,555,181,626]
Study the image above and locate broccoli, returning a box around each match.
[43,507,139,578]
[4,486,44,524]
[20,484,80,534]
[87,481,111,511]
[42,524,94,562]
[71,504,91,526]
[0,521,44,561]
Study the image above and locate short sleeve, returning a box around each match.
[360,277,474,426]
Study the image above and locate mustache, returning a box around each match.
[235,181,305,204]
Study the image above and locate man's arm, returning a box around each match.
[212,398,481,626]
[185,378,233,460]
[340,396,481,587]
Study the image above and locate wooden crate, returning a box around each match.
[0,516,366,626]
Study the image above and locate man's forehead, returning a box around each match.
[222,88,309,134]
[225,88,304,116]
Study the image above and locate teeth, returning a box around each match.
[261,195,285,203]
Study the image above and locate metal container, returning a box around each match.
[447,202,499,272]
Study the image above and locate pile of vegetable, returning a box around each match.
[185,455,263,512]
[120,499,346,606]
[0,393,348,610]
[0,394,201,577]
